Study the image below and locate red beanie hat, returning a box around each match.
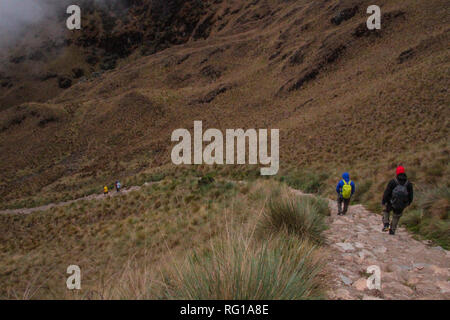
[396,166,405,175]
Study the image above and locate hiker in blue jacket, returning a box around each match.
[336,172,355,215]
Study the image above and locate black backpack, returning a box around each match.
[391,178,409,210]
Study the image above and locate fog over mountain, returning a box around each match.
[0,0,124,50]
[0,0,55,49]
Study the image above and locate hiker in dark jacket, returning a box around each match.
[336,172,356,215]
[382,166,414,235]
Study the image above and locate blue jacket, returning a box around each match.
[336,172,355,196]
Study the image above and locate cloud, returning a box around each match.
[0,0,125,50]
[0,0,57,49]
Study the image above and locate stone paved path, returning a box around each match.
[291,189,450,300]
[2,181,449,300]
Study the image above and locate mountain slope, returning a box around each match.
[0,0,449,218]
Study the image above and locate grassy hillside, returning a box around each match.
[0,172,329,299]
[1,0,448,208]
[0,0,448,299]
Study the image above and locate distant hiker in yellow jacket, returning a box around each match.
[104,185,109,195]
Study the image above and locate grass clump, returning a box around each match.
[163,232,324,300]
[401,185,449,249]
[258,192,329,244]
[418,186,449,220]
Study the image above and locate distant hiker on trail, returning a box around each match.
[336,172,355,215]
[104,185,109,195]
[115,180,121,192]
[382,166,414,235]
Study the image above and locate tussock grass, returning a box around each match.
[402,185,450,249]
[163,232,324,300]
[89,256,164,300]
[401,210,422,228]
[63,179,327,299]
[0,173,239,298]
[258,191,329,244]
[0,172,328,299]
[418,186,449,220]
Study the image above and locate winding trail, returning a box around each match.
[0,183,154,215]
[1,181,448,300]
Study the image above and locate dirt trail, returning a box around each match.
[291,189,450,300]
[0,183,154,215]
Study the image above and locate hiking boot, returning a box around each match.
[382,223,390,232]
[389,229,395,235]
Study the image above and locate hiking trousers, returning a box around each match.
[337,195,350,215]
[382,204,404,232]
